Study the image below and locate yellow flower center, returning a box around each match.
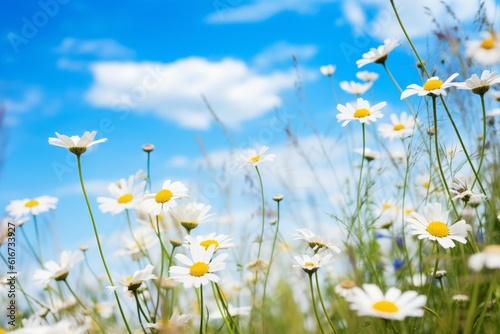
[118,193,133,204]
[423,79,443,91]
[340,279,356,289]
[25,199,39,208]
[423,181,430,189]
[200,239,219,250]
[155,189,173,203]
[122,276,133,283]
[304,262,315,267]
[372,300,399,313]
[190,262,209,277]
[481,38,495,49]
[383,202,392,210]
[484,245,500,254]
[393,123,405,131]
[96,305,103,312]
[0,330,6,334]
[427,221,449,237]
[250,155,261,163]
[354,108,370,118]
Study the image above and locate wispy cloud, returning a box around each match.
[85,57,304,129]
[55,38,135,59]
[206,0,334,24]
[253,41,318,69]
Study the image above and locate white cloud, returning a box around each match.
[167,155,190,168]
[206,0,334,24]
[345,0,500,40]
[54,179,110,197]
[341,0,366,35]
[85,57,299,129]
[55,38,135,59]
[4,89,42,114]
[253,41,318,69]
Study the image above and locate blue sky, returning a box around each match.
[1,0,499,273]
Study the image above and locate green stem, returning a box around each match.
[315,272,339,334]
[146,151,152,193]
[19,225,43,267]
[213,283,238,334]
[473,94,487,188]
[63,279,105,333]
[420,245,439,334]
[134,291,148,334]
[431,96,458,216]
[262,199,281,319]
[199,284,205,334]
[255,166,266,260]
[76,154,132,334]
[32,214,43,264]
[308,273,325,334]
[473,275,496,334]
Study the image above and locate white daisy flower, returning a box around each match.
[450,174,486,203]
[238,146,276,168]
[454,70,500,95]
[210,304,251,320]
[335,279,357,298]
[487,108,500,118]
[33,250,84,287]
[401,73,459,99]
[144,312,191,332]
[452,294,469,303]
[320,64,336,76]
[107,264,157,294]
[294,228,341,254]
[246,258,269,273]
[416,173,442,196]
[465,31,500,66]
[184,233,234,251]
[293,252,333,274]
[95,301,115,319]
[339,80,373,95]
[356,71,379,82]
[406,202,471,249]
[169,245,228,288]
[378,112,418,140]
[48,131,107,155]
[97,174,146,215]
[114,226,158,260]
[141,180,188,216]
[347,284,426,320]
[6,196,58,219]
[354,147,380,162]
[489,89,500,101]
[336,98,386,127]
[469,244,500,271]
[356,38,400,68]
[170,202,215,232]
[407,273,428,287]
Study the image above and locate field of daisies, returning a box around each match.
[2,3,500,334]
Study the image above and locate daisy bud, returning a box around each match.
[170,238,182,247]
[273,194,284,202]
[142,144,155,152]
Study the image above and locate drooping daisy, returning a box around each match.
[489,89,500,101]
[48,131,107,155]
[320,64,336,76]
[238,146,276,168]
[468,244,500,271]
[293,252,333,274]
[401,73,459,99]
[465,31,500,66]
[33,250,84,287]
[170,202,215,232]
[454,70,500,95]
[378,112,418,140]
[335,279,357,298]
[97,174,146,215]
[107,264,157,294]
[246,258,268,273]
[6,196,58,219]
[450,174,486,204]
[354,147,380,162]
[184,233,234,251]
[294,228,341,254]
[339,80,373,95]
[356,38,400,68]
[336,98,386,127]
[169,245,228,288]
[141,180,188,216]
[347,284,426,320]
[356,71,379,82]
[406,202,471,249]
